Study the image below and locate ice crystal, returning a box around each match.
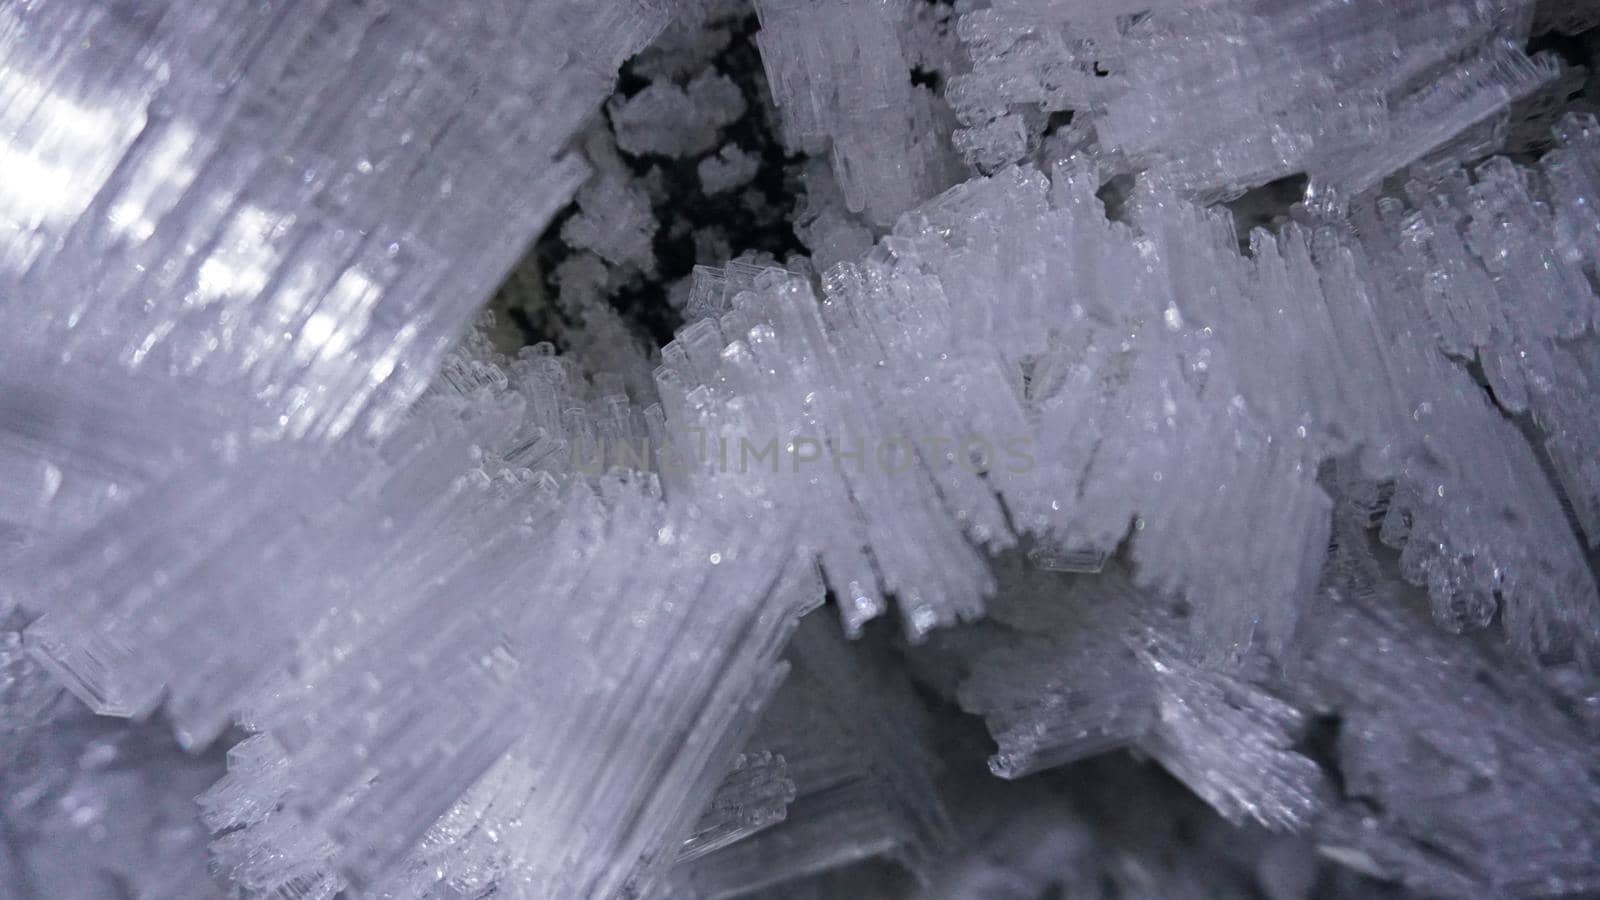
[2,1,1599,897]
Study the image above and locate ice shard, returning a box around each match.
[2,1,1599,897]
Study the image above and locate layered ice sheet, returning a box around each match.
[652,145,1598,661]
[916,523,1600,897]
[16,326,821,896]
[666,615,955,898]
[0,0,666,441]
[950,0,1561,200]
[0,0,670,576]
[754,0,962,225]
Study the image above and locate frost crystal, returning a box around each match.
[2,0,1599,897]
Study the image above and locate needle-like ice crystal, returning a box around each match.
[1,0,1598,897]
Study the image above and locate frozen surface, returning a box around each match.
[2,1,1599,897]
[951,0,1560,200]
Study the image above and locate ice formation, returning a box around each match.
[2,0,1599,897]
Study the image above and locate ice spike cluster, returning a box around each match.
[2,0,1599,898]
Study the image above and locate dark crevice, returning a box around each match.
[1226,173,1310,252]
[1526,27,1597,73]
[513,11,809,351]
[1042,109,1075,138]
[1294,713,1348,798]
[1095,173,1138,225]
[911,65,942,92]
